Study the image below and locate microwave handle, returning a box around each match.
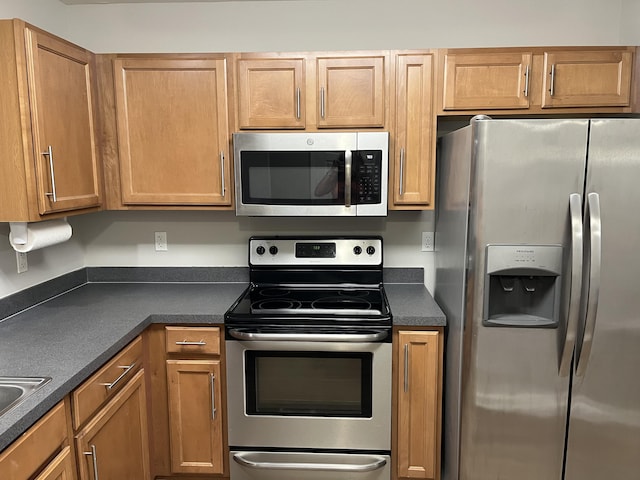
[344,150,352,208]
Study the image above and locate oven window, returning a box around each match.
[240,151,346,205]
[245,351,373,417]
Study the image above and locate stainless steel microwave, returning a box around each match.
[233,132,388,216]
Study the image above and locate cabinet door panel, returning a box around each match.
[317,56,385,128]
[114,58,231,205]
[397,331,440,480]
[442,52,532,110]
[542,50,633,108]
[34,446,74,480]
[393,54,434,208]
[167,359,224,475]
[25,28,101,214]
[237,58,305,129]
[76,369,150,480]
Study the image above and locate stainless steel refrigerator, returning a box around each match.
[434,117,640,480]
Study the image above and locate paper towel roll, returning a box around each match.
[9,219,72,253]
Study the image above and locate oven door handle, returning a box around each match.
[232,452,387,472]
[227,329,388,342]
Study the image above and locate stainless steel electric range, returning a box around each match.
[225,236,392,480]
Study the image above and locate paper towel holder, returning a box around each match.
[9,222,28,245]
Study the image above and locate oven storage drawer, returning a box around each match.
[230,451,391,480]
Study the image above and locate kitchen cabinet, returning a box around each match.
[75,369,150,480]
[234,52,387,130]
[0,400,75,480]
[165,327,224,475]
[73,336,150,480]
[112,57,232,207]
[236,56,306,129]
[390,52,436,209]
[0,19,102,222]
[394,329,442,480]
[438,47,635,114]
[540,50,633,108]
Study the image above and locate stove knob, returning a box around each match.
[366,246,376,256]
[353,246,362,255]
[256,246,265,255]
[269,245,279,255]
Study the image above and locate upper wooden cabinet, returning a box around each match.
[113,57,232,206]
[390,52,436,210]
[541,50,633,108]
[236,57,305,129]
[0,19,102,222]
[234,52,388,130]
[441,52,532,110]
[438,47,635,114]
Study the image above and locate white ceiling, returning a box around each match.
[59,0,295,3]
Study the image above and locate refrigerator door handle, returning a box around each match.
[575,192,602,377]
[559,193,584,376]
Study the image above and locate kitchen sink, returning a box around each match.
[0,377,51,417]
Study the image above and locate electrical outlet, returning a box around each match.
[16,251,28,273]
[421,232,434,252]
[154,231,168,251]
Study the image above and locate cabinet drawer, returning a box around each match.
[72,336,142,429]
[0,401,68,480]
[165,326,220,355]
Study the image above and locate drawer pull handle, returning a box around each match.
[83,444,100,480]
[175,340,207,346]
[99,362,136,391]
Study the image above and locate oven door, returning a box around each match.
[230,451,391,480]
[225,329,392,451]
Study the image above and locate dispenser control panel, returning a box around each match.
[486,244,563,275]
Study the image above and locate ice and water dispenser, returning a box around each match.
[483,245,563,328]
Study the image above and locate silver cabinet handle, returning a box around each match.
[559,193,583,376]
[83,444,100,480]
[403,344,409,392]
[344,150,352,208]
[524,64,530,97]
[320,86,325,119]
[296,87,301,120]
[175,340,207,346]
[576,192,602,377]
[99,362,136,391]
[399,148,406,196]
[228,329,388,343]
[210,373,216,419]
[220,152,226,197]
[549,64,556,96]
[233,452,387,472]
[42,145,57,202]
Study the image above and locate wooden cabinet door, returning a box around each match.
[34,447,75,480]
[317,55,386,128]
[397,331,440,480]
[442,52,532,110]
[76,369,150,480]
[25,27,101,215]
[541,50,633,108]
[237,58,305,129]
[114,58,231,205]
[392,53,435,209]
[166,359,223,475]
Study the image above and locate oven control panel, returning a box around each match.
[249,237,382,266]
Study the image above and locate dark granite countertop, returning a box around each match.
[0,269,444,452]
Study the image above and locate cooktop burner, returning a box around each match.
[224,236,392,327]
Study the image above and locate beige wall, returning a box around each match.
[0,0,636,298]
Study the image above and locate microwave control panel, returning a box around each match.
[355,151,382,204]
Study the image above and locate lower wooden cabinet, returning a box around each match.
[166,359,224,474]
[395,329,442,480]
[75,368,150,480]
[0,400,73,480]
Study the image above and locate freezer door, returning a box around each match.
[457,119,589,480]
[565,119,640,479]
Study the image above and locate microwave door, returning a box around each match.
[237,149,356,216]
